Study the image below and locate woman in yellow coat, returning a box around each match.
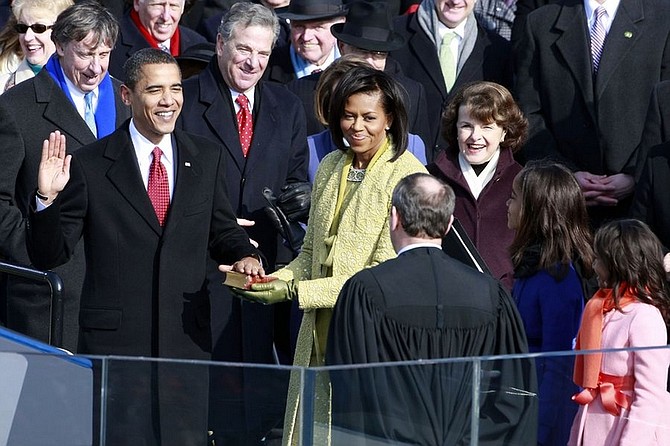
[234,65,427,444]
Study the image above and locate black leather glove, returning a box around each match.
[263,187,306,254]
[276,182,311,223]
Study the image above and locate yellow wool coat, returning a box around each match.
[275,143,427,444]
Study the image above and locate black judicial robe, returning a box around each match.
[326,247,538,445]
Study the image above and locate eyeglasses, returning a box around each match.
[353,47,388,60]
[14,23,53,34]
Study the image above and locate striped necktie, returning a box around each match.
[590,6,607,73]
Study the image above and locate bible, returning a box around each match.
[223,271,277,289]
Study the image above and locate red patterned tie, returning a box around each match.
[148,147,170,226]
[236,94,253,157]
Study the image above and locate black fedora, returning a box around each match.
[279,0,348,21]
[331,1,406,52]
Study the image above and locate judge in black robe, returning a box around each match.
[326,173,537,445]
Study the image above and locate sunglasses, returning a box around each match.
[14,23,53,34]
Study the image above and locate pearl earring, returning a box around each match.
[385,126,390,130]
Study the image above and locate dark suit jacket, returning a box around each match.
[327,247,537,445]
[629,143,670,249]
[391,13,513,157]
[27,123,259,359]
[178,61,309,363]
[264,44,298,84]
[634,80,670,180]
[514,0,670,176]
[285,57,433,160]
[109,13,207,80]
[0,70,129,351]
[180,61,309,268]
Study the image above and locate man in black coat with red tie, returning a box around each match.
[327,173,537,445]
[27,48,263,444]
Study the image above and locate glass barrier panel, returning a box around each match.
[2,341,669,446]
[98,357,293,445]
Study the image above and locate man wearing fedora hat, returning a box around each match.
[287,1,433,161]
[264,0,347,84]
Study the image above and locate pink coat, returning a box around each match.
[568,302,670,446]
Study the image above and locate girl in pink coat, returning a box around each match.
[568,219,670,445]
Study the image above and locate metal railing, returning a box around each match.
[0,261,64,347]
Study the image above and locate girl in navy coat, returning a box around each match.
[507,161,595,446]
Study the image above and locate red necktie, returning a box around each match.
[236,94,253,157]
[148,147,170,226]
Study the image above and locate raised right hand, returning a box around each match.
[37,131,71,203]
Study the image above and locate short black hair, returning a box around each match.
[123,48,180,90]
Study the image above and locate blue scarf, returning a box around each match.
[44,54,116,139]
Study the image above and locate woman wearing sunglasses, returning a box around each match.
[0,0,73,93]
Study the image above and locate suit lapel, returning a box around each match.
[594,0,642,99]
[104,128,163,235]
[454,27,486,90]
[408,17,448,99]
[199,70,246,172]
[35,72,97,147]
[554,2,596,119]
[244,84,278,174]
[162,131,202,237]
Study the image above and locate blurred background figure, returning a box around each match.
[428,81,527,290]
[233,66,426,445]
[0,0,73,93]
[568,219,670,446]
[265,0,347,83]
[0,14,22,88]
[174,40,214,79]
[630,140,670,278]
[108,0,206,80]
[474,0,516,40]
[198,0,292,47]
[507,161,594,446]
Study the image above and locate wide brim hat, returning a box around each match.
[279,0,348,21]
[331,1,406,52]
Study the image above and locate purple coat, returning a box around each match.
[428,148,521,289]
